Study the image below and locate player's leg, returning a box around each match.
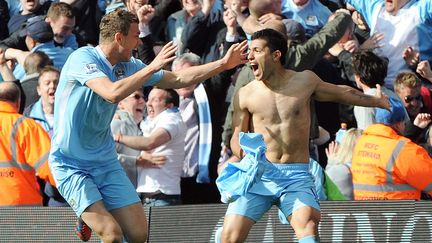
[97,168,146,242]
[220,214,255,243]
[110,203,148,242]
[289,205,321,242]
[81,201,124,242]
[75,217,92,241]
[279,190,321,243]
[277,163,321,242]
[220,194,272,243]
[67,175,126,242]
[50,162,123,242]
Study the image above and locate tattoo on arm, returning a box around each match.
[348,89,372,100]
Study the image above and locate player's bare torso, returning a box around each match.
[239,70,318,164]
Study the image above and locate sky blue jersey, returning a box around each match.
[50,46,163,170]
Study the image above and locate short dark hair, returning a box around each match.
[164,89,180,107]
[352,50,388,87]
[251,28,287,65]
[99,9,139,43]
[0,81,21,103]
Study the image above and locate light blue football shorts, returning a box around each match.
[49,157,140,217]
[225,163,320,224]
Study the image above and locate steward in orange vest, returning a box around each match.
[0,82,56,206]
[352,97,432,200]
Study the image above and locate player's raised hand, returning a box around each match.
[222,40,248,70]
[149,41,177,71]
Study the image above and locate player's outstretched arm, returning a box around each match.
[86,42,177,103]
[313,72,390,110]
[158,40,249,89]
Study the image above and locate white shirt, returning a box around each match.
[136,108,187,195]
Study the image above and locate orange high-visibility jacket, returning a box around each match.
[351,124,432,200]
[0,101,55,206]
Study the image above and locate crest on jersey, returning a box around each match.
[115,68,125,79]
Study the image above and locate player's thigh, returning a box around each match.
[222,214,255,242]
[223,193,272,240]
[289,205,320,237]
[278,189,320,223]
[111,202,148,242]
[279,190,320,236]
[81,200,122,237]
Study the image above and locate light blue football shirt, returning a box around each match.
[50,46,163,172]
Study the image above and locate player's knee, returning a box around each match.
[97,222,123,243]
[293,219,319,239]
[304,219,318,233]
[220,227,246,243]
[99,231,123,243]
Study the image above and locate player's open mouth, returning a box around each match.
[136,108,143,113]
[251,64,258,72]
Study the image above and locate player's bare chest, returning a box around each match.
[248,92,307,119]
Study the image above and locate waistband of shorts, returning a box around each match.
[268,162,309,171]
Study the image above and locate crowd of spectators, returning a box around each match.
[1,0,431,213]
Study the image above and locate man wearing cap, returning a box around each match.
[351,97,432,200]
[3,16,73,81]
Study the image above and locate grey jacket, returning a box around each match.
[111,110,142,188]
